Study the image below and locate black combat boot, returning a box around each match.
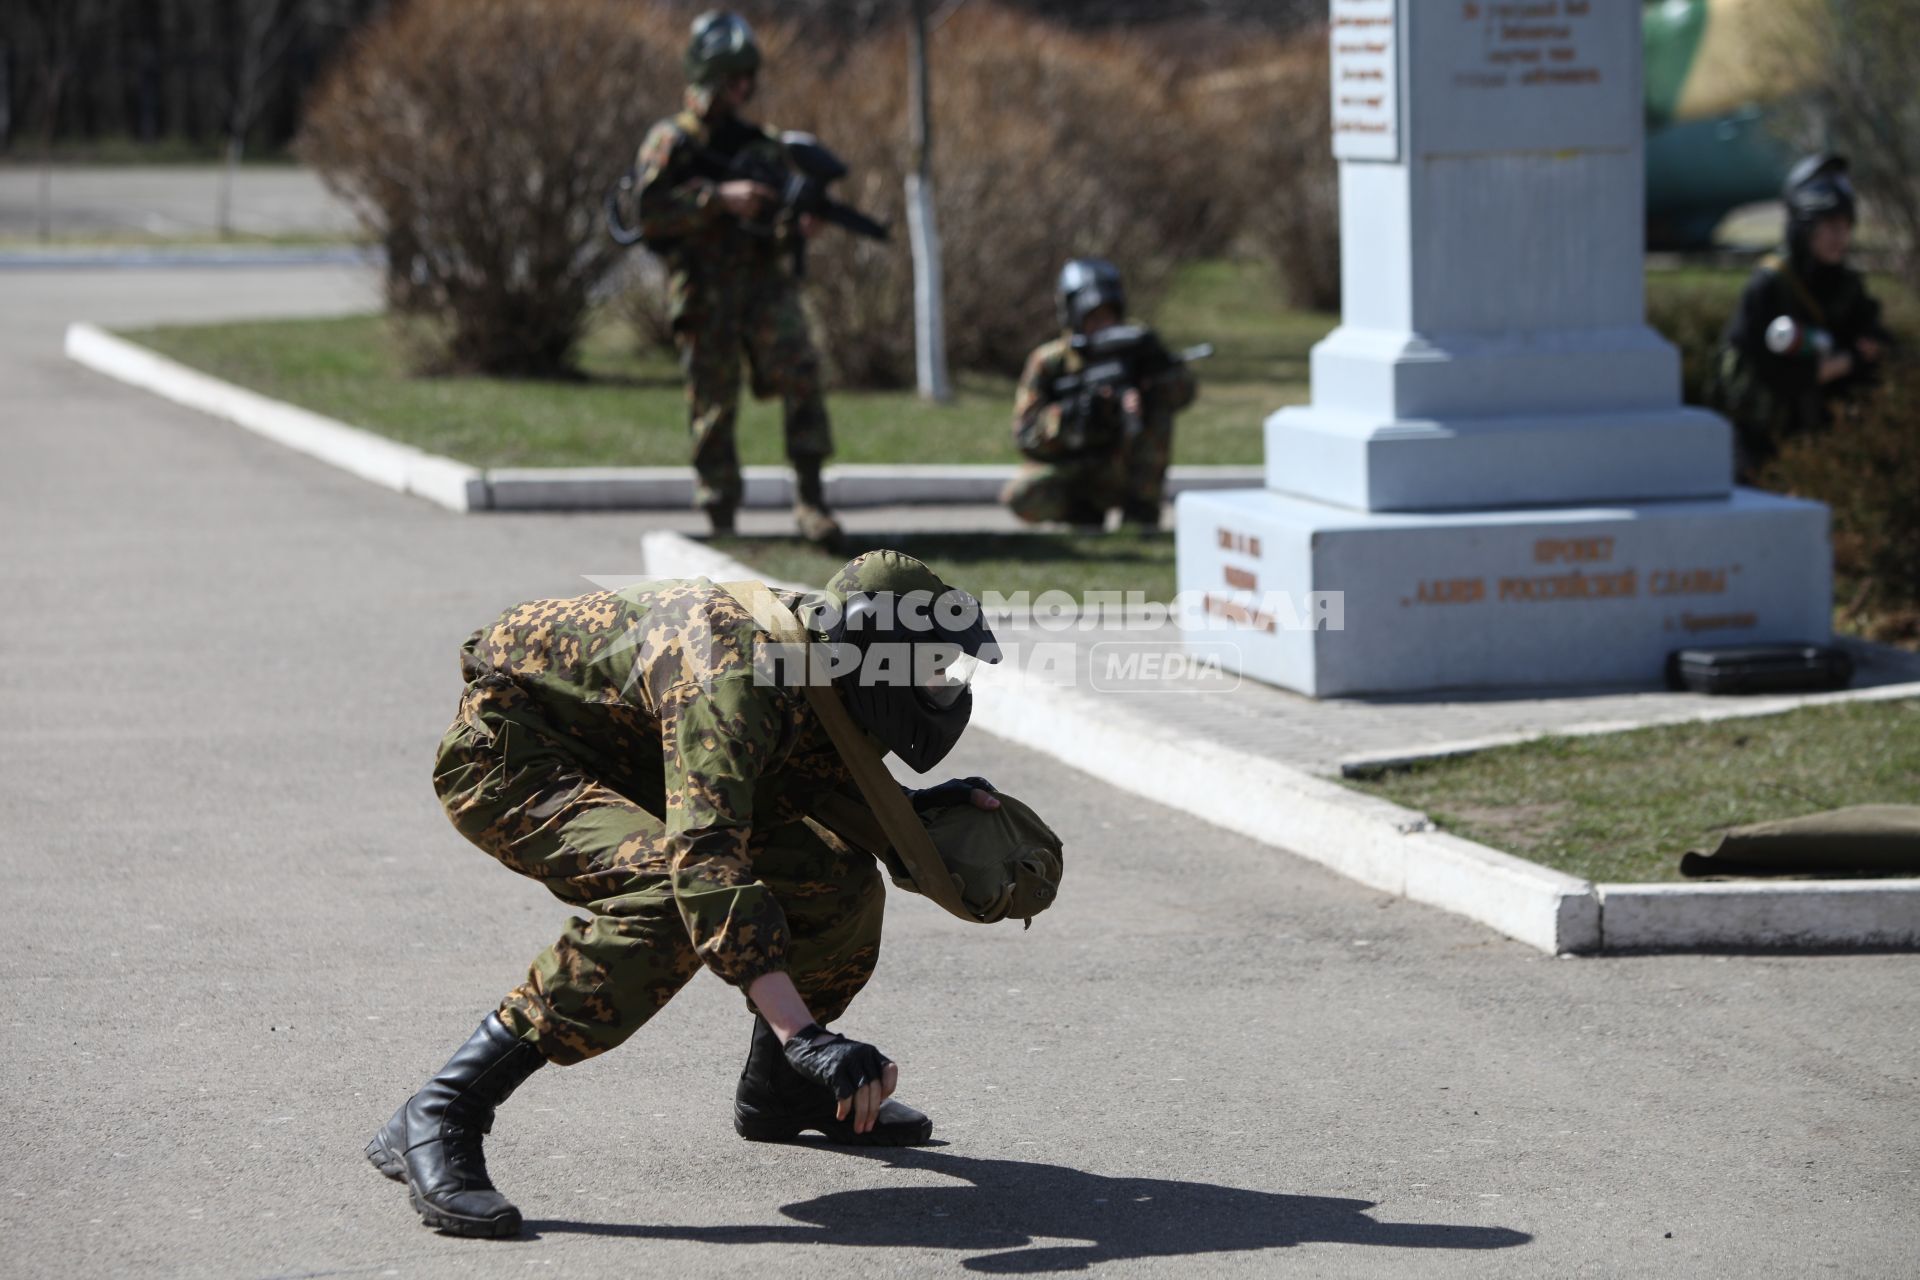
[733,1015,933,1146]
[791,462,843,547]
[1064,500,1109,535]
[364,1013,546,1238]
[703,501,737,536]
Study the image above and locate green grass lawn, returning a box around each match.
[129,259,1892,471]
[715,531,1176,603]
[1347,699,1920,883]
[130,259,1879,472]
[121,259,1322,469]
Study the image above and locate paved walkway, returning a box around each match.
[968,613,1920,776]
[4,265,1916,1277]
[0,164,359,240]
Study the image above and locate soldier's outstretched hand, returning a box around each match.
[908,776,1000,813]
[782,1024,899,1135]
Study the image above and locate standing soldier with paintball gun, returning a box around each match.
[623,11,879,544]
[1003,258,1204,532]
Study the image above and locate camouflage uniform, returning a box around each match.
[635,95,832,514]
[1002,335,1196,526]
[436,577,879,1066]
[1708,251,1889,479]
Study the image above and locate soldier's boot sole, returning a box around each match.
[733,1098,934,1147]
[405,1183,524,1239]
[367,1123,522,1236]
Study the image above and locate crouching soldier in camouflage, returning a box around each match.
[1708,154,1892,481]
[364,551,1002,1237]
[1004,258,1197,532]
[634,11,841,542]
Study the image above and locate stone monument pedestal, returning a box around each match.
[1176,487,1830,698]
[1174,0,1832,696]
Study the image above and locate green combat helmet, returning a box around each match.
[806,550,1000,773]
[685,10,761,86]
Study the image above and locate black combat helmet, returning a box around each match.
[1056,258,1126,332]
[684,11,761,86]
[1784,154,1856,230]
[807,551,1001,774]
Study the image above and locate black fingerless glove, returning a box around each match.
[781,1024,893,1100]
[906,776,995,814]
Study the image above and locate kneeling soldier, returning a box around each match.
[366,551,1001,1237]
[1004,258,1197,531]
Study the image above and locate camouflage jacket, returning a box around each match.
[458,578,855,990]
[1711,252,1890,450]
[1012,332,1196,462]
[634,96,793,318]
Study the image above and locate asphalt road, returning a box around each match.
[0,165,359,240]
[2,266,1917,1279]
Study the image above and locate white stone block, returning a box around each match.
[1266,400,1732,512]
[1175,486,1832,698]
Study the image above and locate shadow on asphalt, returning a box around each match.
[520,1147,1530,1271]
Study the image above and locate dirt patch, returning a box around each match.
[1432,802,1569,855]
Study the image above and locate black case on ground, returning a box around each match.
[1664,643,1854,695]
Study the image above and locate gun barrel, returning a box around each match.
[815,199,889,242]
[1179,342,1215,363]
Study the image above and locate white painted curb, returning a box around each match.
[638,525,1920,955]
[488,466,795,511]
[970,668,1601,955]
[65,322,486,511]
[67,323,1262,511]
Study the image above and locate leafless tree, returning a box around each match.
[214,0,304,236]
[1762,0,1920,291]
[18,0,121,239]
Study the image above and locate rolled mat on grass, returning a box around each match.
[1681,805,1920,878]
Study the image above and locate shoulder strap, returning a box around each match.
[1765,254,1829,329]
[719,580,977,922]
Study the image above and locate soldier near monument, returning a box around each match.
[364,551,1013,1238]
[631,11,841,542]
[1708,154,1892,481]
[1004,258,1198,532]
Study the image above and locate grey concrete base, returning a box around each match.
[1598,881,1920,951]
[1174,485,1833,697]
[640,530,1918,955]
[1265,400,1733,511]
[64,322,1260,511]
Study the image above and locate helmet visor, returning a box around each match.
[916,647,982,711]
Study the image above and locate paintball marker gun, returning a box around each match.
[1044,323,1213,456]
[607,131,887,278]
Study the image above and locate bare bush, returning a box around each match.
[1646,272,1746,407]
[750,4,1232,386]
[1758,0,1920,294]
[1185,28,1339,311]
[1760,359,1920,644]
[300,0,681,375]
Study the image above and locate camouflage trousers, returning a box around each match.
[674,274,833,511]
[431,713,883,1067]
[1003,413,1174,525]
